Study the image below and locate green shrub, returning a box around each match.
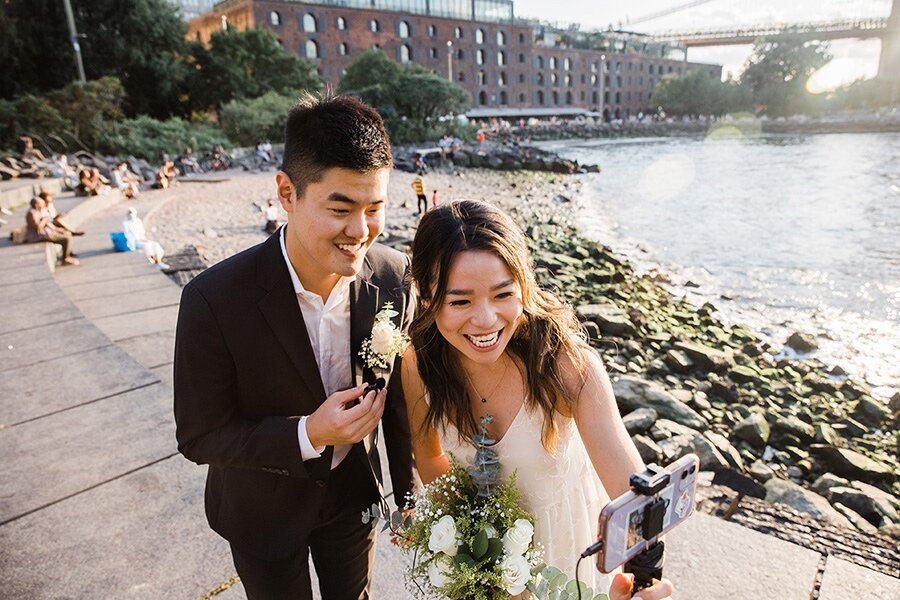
[219,91,297,147]
[0,94,65,150]
[105,115,228,162]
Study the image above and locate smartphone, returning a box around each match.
[595,454,699,573]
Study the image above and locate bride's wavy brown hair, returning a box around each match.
[409,200,586,453]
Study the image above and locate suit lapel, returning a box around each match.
[349,258,379,388]
[256,229,327,405]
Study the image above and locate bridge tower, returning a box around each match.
[879,0,900,79]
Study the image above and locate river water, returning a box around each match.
[543,131,900,398]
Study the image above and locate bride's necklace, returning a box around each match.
[462,357,510,405]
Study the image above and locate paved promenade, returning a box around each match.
[0,184,896,599]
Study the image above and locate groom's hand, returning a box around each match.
[306,383,386,447]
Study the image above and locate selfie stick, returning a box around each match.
[623,464,669,592]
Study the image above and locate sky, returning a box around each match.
[511,0,891,89]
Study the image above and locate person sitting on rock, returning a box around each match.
[180,147,200,174]
[123,207,168,269]
[25,196,79,266]
[111,161,140,198]
[16,135,46,164]
[155,160,178,189]
[76,167,105,196]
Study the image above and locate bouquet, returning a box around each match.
[364,416,609,600]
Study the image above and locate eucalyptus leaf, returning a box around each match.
[565,579,591,597]
[541,566,563,582]
[472,529,489,559]
[528,578,550,599]
[381,520,391,532]
[551,572,569,589]
[390,510,404,528]
[593,594,610,600]
[371,503,381,518]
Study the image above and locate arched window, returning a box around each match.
[475,28,485,44]
[269,11,281,26]
[499,91,508,105]
[591,61,598,73]
[564,57,571,70]
[592,91,599,104]
[398,21,410,38]
[579,91,585,101]
[591,74,598,85]
[457,48,464,60]
[429,47,437,59]
[458,71,465,81]
[550,73,558,84]
[477,70,486,85]
[615,62,622,73]
[399,44,412,63]
[303,13,316,32]
[305,40,319,58]
[519,33,525,43]
[476,49,484,65]
[518,92,525,102]
[536,73,544,85]
[552,90,559,105]
[369,19,379,32]
[428,24,436,37]
[649,77,655,88]
[497,31,506,46]
[536,56,544,69]
[518,53,524,63]
[564,74,571,86]
[498,71,506,86]
[550,57,557,69]
[338,42,349,56]
[648,64,654,74]
[615,91,621,103]
[336,16,346,30]
[497,51,505,66]
[478,91,488,105]
[518,73,524,83]
[537,90,544,105]
[455,27,463,39]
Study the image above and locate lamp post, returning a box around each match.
[446,40,453,81]
[61,0,86,82]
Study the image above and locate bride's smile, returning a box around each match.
[433,250,524,367]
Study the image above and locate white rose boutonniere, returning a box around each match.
[501,518,534,556]
[359,302,408,370]
[498,553,531,595]
[427,514,460,557]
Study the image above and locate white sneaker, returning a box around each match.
[155,262,170,270]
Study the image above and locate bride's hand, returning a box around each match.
[608,572,674,600]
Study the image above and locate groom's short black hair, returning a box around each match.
[282,92,393,197]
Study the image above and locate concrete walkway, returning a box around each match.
[1,187,896,599]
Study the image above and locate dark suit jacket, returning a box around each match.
[173,229,415,561]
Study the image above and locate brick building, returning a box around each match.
[188,0,722,119]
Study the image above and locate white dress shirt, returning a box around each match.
[280,226,354,469]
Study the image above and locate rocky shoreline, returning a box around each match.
[148,165,899,543]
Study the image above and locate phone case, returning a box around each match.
[596,454,700,573]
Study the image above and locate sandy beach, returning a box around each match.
[144,167,582,267]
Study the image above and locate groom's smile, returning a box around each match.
[277,167,389,300]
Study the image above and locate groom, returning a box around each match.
[174,94,415,599]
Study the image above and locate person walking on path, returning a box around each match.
[174,93,415,600]
[411,174,427,215]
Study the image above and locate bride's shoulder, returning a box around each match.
[557,338,608,396]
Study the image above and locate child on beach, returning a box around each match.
[431,189,438,208]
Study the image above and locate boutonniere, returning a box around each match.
[360,302,408,371]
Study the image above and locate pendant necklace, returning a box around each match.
[463,356,510,405]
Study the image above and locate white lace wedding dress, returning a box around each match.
[437,402,614,595]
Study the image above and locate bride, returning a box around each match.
[401,200,674,600]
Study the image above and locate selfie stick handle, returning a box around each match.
[624,539,665,593]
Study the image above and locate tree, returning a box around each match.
[186,28,322,111]
[740,35,831,117]
[0,0,190,118]
[218,91,299,147]
[650,69,749,117]
[339,49,471,142]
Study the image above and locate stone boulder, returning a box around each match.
[622,407,657,435]
[705,432,744,470]
[612,376,708,430]
[810,473,849,496]
[764,478,853,528]
[733,413,770,448]
[785,331,818,353]
[851,396,892,428]
[632,434,663,464]
[827,486,897,527]
[671,341,733,371]
[811,445,895,481]
[451,151,471,167]
[576,304,637,338]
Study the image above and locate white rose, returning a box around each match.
[428,515,459,556]
[369,321,396,356]
[501,518,534,556]
[499,554,532,595]
[427,554,453,588]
